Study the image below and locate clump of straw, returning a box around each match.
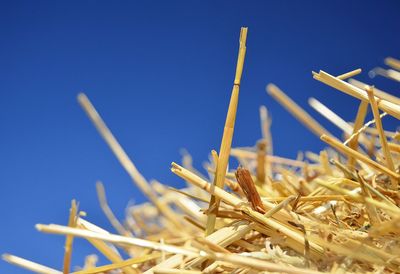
[4,28,400,274]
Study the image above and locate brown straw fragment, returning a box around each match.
[235,167,266,213]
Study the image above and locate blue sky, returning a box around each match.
[1,1,399,272]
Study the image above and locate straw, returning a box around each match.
[205,27,248,235]
[4,28,400,274]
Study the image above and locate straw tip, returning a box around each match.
[308,97,317,104]
[77,93,89,106]
[2,254,10,261]
[239,27,248,44]
[347,78,356,84]
[320,134,328,140]
[171,162,180,171]
[77,92,86,100]
[240,27,248,34]
[364,85,375,94]
[384,57,394,64]
[266,83,276,93]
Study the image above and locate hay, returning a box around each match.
[4,28,400,273]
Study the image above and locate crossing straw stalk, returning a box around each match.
[4,29,400,273]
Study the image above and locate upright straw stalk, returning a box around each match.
[205,27,248,235]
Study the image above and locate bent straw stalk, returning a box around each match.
[4,27,400,274]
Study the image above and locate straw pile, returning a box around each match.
[4,27,400,274]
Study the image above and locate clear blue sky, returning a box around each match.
[1,1,399,272]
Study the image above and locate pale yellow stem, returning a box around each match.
[206,27,248,235]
